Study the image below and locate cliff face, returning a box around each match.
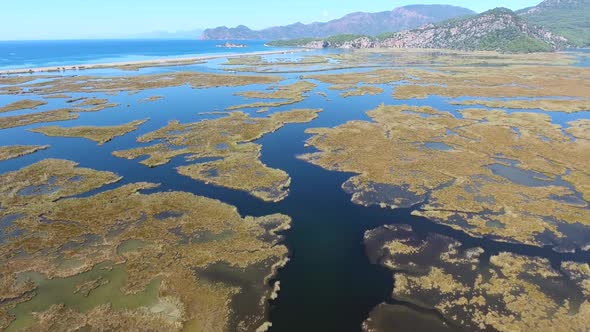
[298,8,569,53]
[200,5,475,40]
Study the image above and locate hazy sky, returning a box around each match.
[2,0,542,40]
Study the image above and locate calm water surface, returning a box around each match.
[0,55,589,331]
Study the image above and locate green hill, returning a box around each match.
[519,0,590,47]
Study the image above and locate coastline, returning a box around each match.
[0,49,308,75]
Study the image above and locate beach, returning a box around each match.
[0,49,307,75]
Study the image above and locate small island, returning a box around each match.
[216,42,248,48]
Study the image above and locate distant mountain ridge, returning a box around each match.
[520,0,588,13]
[200,5,475,40]
[270,8,568,53]
[518,0,590,46]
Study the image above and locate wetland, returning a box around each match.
[0,48,589,331]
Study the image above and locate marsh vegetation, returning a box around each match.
[0,49,588,332]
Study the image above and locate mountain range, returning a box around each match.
[200,5,475,40]
[270,8,567,53]
[200,0,589,51]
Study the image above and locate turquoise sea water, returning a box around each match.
[0,39,277,70]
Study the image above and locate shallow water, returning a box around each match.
[8,263,161,332]
[1,55,589,331]
[423,141,454,151]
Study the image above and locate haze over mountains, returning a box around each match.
[200,5,475,40]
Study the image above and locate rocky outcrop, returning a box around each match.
[200,5,475,40]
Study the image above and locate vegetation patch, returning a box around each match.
[0,100,47,113]
[306,69,405,85]
[30,119,148,145]
[364,224,590,331]
[266,38,321,47]
[300,104,590,249]
[0,76,59,87]
[0,109,80,130]
[139,95,163,103]
[477,27,553,53]
[43,94,71,99]
[341,86,384,98]
[0,160,291,331]
[72,98,109,107]
[178,153,291,202]
[224,55,328,67]
[393,66,590,99]
[227,81,316,110]
[0,145,49,161]
[0,72,282,96]
[114,109,321,201]
[452,98,590,113]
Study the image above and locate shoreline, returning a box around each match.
[0,49,309,75]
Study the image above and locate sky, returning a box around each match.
[2,0,542,40]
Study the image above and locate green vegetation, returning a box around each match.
[325,34,372,44]
[376,32,396,40]
[520,1,590,47]
[268,34,373,47]
[266,38,321,47]
[478,27,554,53]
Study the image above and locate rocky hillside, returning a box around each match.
[518,0,590,47]
[279,8,568,53]
[200,5,474,40]
[380,8,568,52]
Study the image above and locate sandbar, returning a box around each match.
[0,50,308,75]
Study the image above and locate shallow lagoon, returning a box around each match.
[0,50,589,331]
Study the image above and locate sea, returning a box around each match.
[0,39,276,70]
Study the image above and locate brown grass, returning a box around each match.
[30,119,148,145]
[0,145,49,161]
[0,100,47,113]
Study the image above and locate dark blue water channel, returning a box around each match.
[1,65,589,331]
